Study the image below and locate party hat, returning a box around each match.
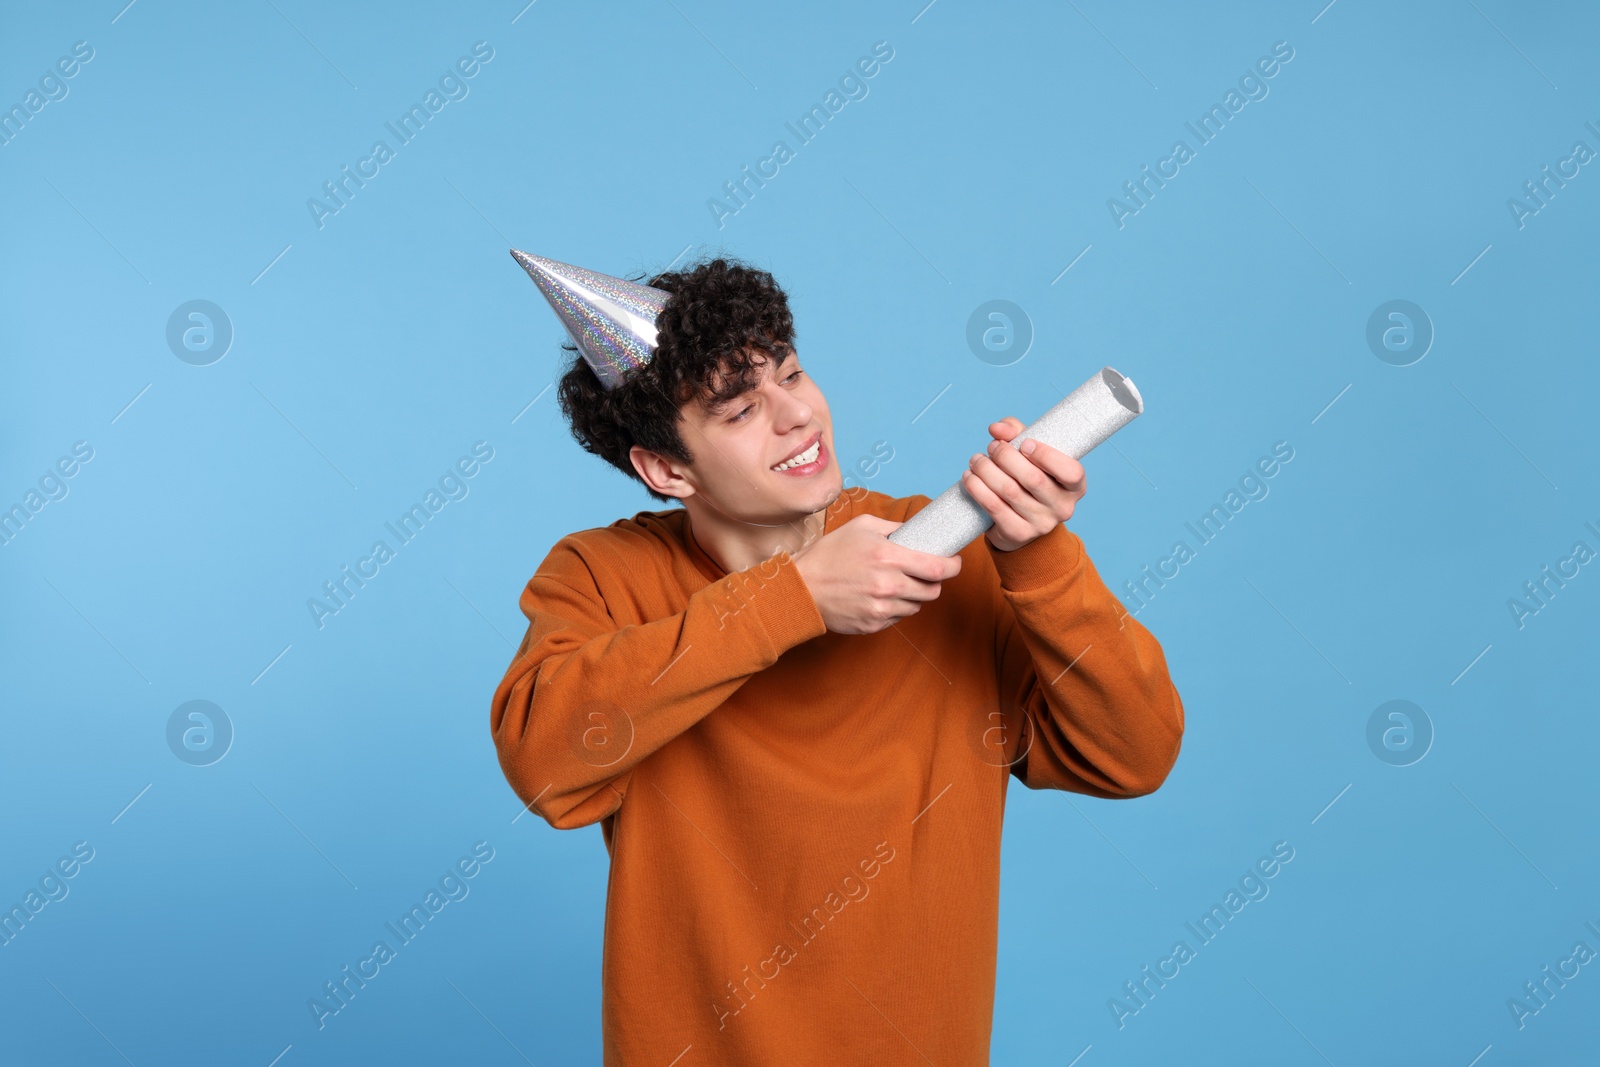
[510,250,672,390]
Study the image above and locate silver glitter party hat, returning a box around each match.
[510,250,672,390]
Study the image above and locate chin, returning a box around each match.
[765,473,841,524]
[793,477,841,511]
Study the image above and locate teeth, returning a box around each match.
[772,440,820,471]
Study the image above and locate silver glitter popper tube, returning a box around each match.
[887,366,1145,557]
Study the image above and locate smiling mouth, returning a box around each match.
[771,434,823,472]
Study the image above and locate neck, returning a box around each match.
[682,496,829,575]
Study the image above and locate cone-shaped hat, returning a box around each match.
[510,250,672,390]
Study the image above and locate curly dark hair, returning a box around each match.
[554,256,797,504]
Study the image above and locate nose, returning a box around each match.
[770,379,812,432]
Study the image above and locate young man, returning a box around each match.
[491,253,1185,1065]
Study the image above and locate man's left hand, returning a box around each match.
[962,417,1087,552]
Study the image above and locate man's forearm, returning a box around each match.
[991,524,1185,797]
[491,547,827,828]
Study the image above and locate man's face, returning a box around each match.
[669,347,842,524]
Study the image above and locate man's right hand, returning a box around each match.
[791,515,962,635]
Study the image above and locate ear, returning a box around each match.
[629,445,694,501]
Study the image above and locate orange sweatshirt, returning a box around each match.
[490,487,1184,1065]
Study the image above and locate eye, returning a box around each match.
[728,405,753,423]
[783,370,803,384]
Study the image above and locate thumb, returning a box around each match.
[850,514,901,535]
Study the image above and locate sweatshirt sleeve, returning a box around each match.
[988,522,1185,798]
[490,535,828,830]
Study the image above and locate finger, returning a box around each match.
[988,417,1025,442]
[886,579,948,621]
[968,449,1051,525]
[890,574,945,602]
[856,586,927,630]
[1013,438,1086,492]
[984,437,1055,500]
[961,465,1031,545]
[860,574,942,613]
[888,544,964,582]
[877,601,923,628]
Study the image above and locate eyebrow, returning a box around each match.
[700,349,796,418]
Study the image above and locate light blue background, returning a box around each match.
[3,1,1597,1063]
